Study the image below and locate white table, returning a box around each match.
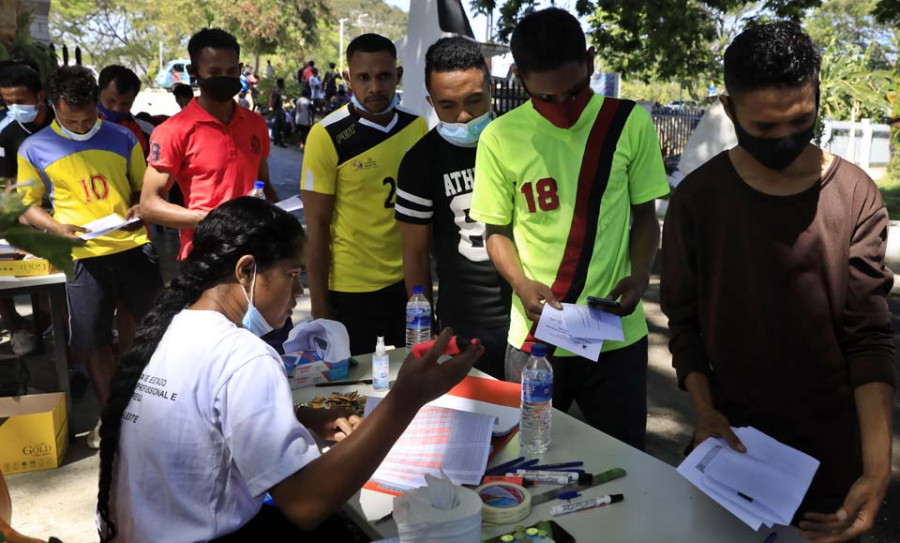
[0,273,71,437]
[292,349,805,542]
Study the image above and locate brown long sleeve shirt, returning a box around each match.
[661,151,895,497]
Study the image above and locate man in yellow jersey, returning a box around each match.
[17,66,162,447]
[470,8,669,450]
[302,33,427,355]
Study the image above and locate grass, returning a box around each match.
[878,174,900,222]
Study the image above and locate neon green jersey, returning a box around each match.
[470,94,669,355]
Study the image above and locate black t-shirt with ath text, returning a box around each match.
[396,129,512,329]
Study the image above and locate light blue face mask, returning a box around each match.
[57,116,101,142]
[437,110,493,147]
[241,264,275,337]
[7,104,38,124]
[351,93,399,116]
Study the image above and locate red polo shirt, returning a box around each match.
[148,98,270,258]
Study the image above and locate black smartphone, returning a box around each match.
[586,296,621,311]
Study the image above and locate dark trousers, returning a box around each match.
[506,336,649,451]
[272,109,286,146]
[210,505,368,543]
[442,321,507,380]
[329,281,407,356]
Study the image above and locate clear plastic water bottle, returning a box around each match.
[405,285,432,348]
[520,343,553,454]
[372,336,390,391]
[247,180,266,199]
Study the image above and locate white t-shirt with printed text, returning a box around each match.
[110,310,320,543]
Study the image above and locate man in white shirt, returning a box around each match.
[308,67,325,119]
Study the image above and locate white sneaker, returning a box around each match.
[87,418,102,450]
[11,329,37,356]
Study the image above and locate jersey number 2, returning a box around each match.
[521,178,560,213]
[383,177,396,208]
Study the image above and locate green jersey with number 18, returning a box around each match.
[470,94,669,355]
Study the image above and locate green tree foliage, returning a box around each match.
[50,0,330,83]
[473,0,820,96]
[874,0,900,25]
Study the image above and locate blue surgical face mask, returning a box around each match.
[57,116,102,142]
[7,103,38,124]
[97,102,130,123]
[351,93,399,116]
[437,110,493,147]
[241,264,275,337]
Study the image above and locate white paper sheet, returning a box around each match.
[562,303,624,341]
[78,214,141,240]
[275,195,304,213]
[677,426,819,531]
[364,397,496,490]
[534,304,603,361]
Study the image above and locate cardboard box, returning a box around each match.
[0,258,54,277]
[282,350,350,389]
[0,393,68,475]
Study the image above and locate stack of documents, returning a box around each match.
[677,426,820,530]
[364,397,496,490]
[275,195,304,213]
[78,214,141,240]
[535,303,624,361]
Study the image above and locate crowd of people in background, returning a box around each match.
[0,7,894,543]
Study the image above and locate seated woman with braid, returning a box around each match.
[96,197,484,543]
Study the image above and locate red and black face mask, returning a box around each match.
[525,75,593,129]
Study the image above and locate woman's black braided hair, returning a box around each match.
[97,197,304,542]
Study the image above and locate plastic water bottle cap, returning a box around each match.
[254,180,265,190]
[530,343,547,357]
[412,285,424,295]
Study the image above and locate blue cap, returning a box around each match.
[412,285,424,295]
[530,343,547,357]
[254,180,265,190]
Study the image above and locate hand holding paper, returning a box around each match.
[534,303,624,362]
[78,214,141,240]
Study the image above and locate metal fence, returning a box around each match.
[491,77,529,116]
[651,108,705,162]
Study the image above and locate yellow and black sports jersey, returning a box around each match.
[301,104,427,292]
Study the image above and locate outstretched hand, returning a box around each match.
[393,328,484,408]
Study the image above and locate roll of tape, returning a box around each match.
[476,482,531,524]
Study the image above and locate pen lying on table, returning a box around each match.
[314,379,373,387]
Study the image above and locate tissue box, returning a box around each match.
[0,392,68,474]
[282,349,349,389]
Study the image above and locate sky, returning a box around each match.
[383,0,568,42]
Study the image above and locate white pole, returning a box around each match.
[339,18,349,74]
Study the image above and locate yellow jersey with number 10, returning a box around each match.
[301,104,427,292]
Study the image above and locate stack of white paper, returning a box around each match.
[677,426,820,530]
[534,303,624,361]
[275,195,304,213]
[364,397,496,490]
[78,214,141,240]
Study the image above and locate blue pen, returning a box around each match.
[485,456,526,476]
[763,532,777,543]
[529,461,584,470]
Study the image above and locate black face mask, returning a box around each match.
[197,75,242,102]
[727,97,817,171]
